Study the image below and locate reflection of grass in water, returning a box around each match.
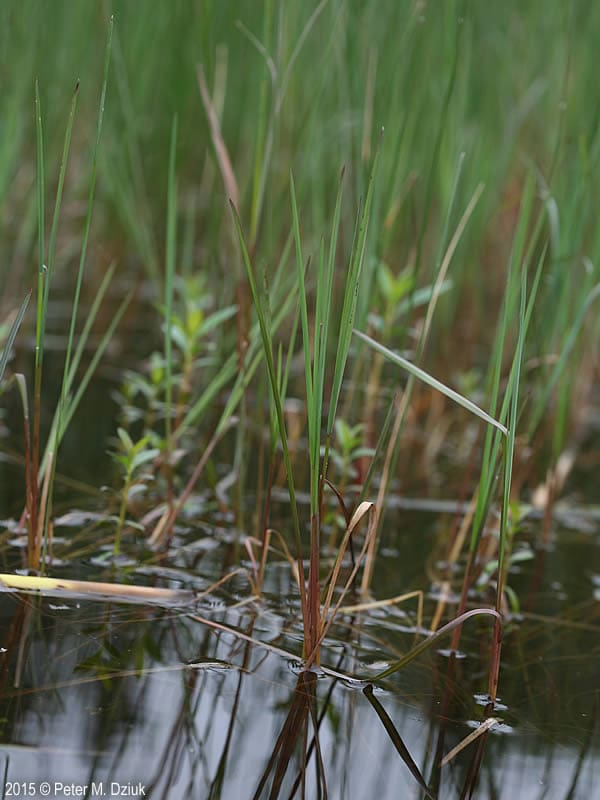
[1,587,596,797]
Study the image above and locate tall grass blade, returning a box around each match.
[327,136,381,436]
[229,202,304,565]
[43,80,80,342]
[0,292,31,384]
[61,16,113,397]
[290,173,313,468]
[197,63,239,212]
[353,329,507,435]
[164,115,178,452]
[40,261,118,475]
[488,272,528,702]
[55,290,132,447]
[249,0,274,244]
[34,80,45,378]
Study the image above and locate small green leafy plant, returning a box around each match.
[110,428,160,555]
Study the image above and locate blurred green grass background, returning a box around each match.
[1,0,598,477]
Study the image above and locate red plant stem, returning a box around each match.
[487,616,503,702]
[23,414,34,569]
[30,391,40,565]
[307,513,321,663]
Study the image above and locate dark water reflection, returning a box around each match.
[0,506,598,800]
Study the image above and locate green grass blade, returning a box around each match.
[497,272,527,599]
[43,80,80,344]
[0,292,31,384]
[354,329,507,436]
[215,275,299,439]
[56,292,132,445]
[40,262,118,476]
[327,138,381,435]
[290,174,313,428]
[249,0,274,244]
[373,608,501,680]
[313,167,344,496]
[34,80,45,375]
[164,115,178,450]
[229,201,303,559]
[61,16,113,404]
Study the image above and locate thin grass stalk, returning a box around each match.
[294,145,377,660]
[373,608,501,680]
[38,261,123,536]
[260,304,301,593]
[290,176,322,660]
[60,17,113,403]
[31,80,46,552]
[289,175,314,506]
[316,147,380,613]
[40,288,132,567]
[54,290,132,448]
[31,80,79,526]
[0,293,31,384]
[111,28,159,281]
[249,0,274,246]
[213,258,299,441]
[313,236,326,510]
[40,261,118,475]
[164,115,178,507]
[410,8,463,292]
[148,419,236,548]
[197,63,239,213]
[164,115,177,433]
[247,0,328,252]
[353,333,506,435]
[488,273,527,703]
[40,18,113,565]
[14,375,33,567]
[35,453,53,568]
[326,135,381,440]
[30,80,79,550]
[44,81,80,325]
[315,166,344,507]
[305,501,378,668]
[229,202,309,644]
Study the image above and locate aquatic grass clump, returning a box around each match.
[6,18,134,571]
[231,139,380,664]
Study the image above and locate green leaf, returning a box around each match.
[353,329,507,436]
[130,448,160,472]
[0,292,31,384]
[117,427,134,452]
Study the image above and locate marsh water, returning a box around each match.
[0,354,599,799]
[1,481,599,798]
